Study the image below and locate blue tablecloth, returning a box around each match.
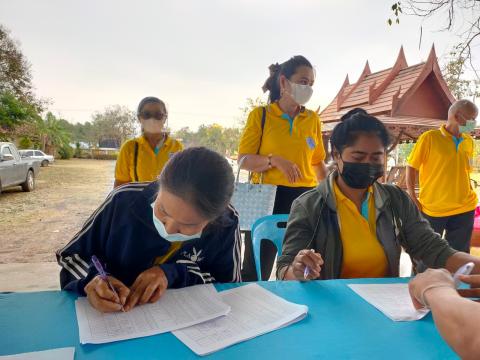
[0,278,457,359]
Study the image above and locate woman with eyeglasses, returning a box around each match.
[114,96,183,188]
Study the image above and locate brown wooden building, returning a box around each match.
[320,46,479,150]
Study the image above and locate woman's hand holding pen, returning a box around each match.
[291,249,324,280]
[85,275,130,313]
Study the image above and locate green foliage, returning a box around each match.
[388,2,402,25]
[37,112,72,151]
[442,51,480,100]
[172,97,266,155]
[0,90,40,140]
[237,97,267,128]
[18,136,32,149]
[91,105,137,147]
[172,124,242,155]
[0,25,44,112]
[57,144,74,159]
[396,142,414,165]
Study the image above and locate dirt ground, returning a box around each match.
[0,159,115,264]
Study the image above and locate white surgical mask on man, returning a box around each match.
[287,79,313,106]
[459,119,476,134]
[150,203,202,242]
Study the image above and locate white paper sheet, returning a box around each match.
[75,283,230,344]
[0,347,75,360]
[173,284,308,356]
[348,283,430,321]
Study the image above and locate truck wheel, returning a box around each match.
[41,160,49,167]
[21,170,35,192]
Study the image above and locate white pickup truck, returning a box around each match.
[0,142,41,194]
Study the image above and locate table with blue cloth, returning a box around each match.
[0,278,457,359]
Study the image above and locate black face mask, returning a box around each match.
[339,161,384,189]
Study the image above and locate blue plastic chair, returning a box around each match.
[251,214,289,280]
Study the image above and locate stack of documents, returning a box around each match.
[173,284,308,355]
[348,283,430,321]
[75,283,308,355]
[75,284,230,344]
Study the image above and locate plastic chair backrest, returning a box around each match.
[474,205,480,230]
[251,214,289,280]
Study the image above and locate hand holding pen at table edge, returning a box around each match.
[85,260,169,313]
[85,274,130,313]
[290,248,324,280]
[408,264,479,310]
[84,255,129,313]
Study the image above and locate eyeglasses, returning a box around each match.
[457,112,477,122]
[139,111,167,120]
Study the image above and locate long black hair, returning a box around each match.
[262,55,313,103]
[159,147,234,220]
[330,108,391,156]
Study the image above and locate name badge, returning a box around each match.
[306,137,316,150]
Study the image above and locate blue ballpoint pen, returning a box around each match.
[91,255,125,311]
[303,249,315,279]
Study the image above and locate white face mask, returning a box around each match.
[459,119,476,134]
[142,118,164,134]
[151,203,202,242]
[287,80,313,106]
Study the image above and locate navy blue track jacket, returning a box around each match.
[56,182,242,295]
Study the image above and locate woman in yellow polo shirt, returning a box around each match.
[114,97,183,188]
[238,55,327,280]
[277,109,480,281]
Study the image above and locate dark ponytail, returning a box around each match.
[330,108,391,156]
[262,55,313,103]
[159,147,234,221]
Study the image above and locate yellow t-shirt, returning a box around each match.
[238,103,326,187]
[115,135,183,183]
[333,181,388,279]
[407,125,478,217]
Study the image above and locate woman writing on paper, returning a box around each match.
[238,55,327,281]
[57,147,241,312]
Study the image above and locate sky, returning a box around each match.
[0,0,478,131]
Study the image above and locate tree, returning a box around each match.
[0,24,44,111]
[442,50,480,100]
[389,1,480,78]
[0,90,40,141]
[37,112,72,153]
[174,127,197,147]
[237,97,267,128]
[91,105,137,147]
[171,124,242,156]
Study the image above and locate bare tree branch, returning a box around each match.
[390,0,480,80]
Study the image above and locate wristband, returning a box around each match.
[419,284,454,308]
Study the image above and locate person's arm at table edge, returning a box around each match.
[424,287,480,359]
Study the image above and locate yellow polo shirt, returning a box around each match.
[407,125,477,217]
[238,103,326,187]
[115,135,183,183]
[333,181,388,279]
